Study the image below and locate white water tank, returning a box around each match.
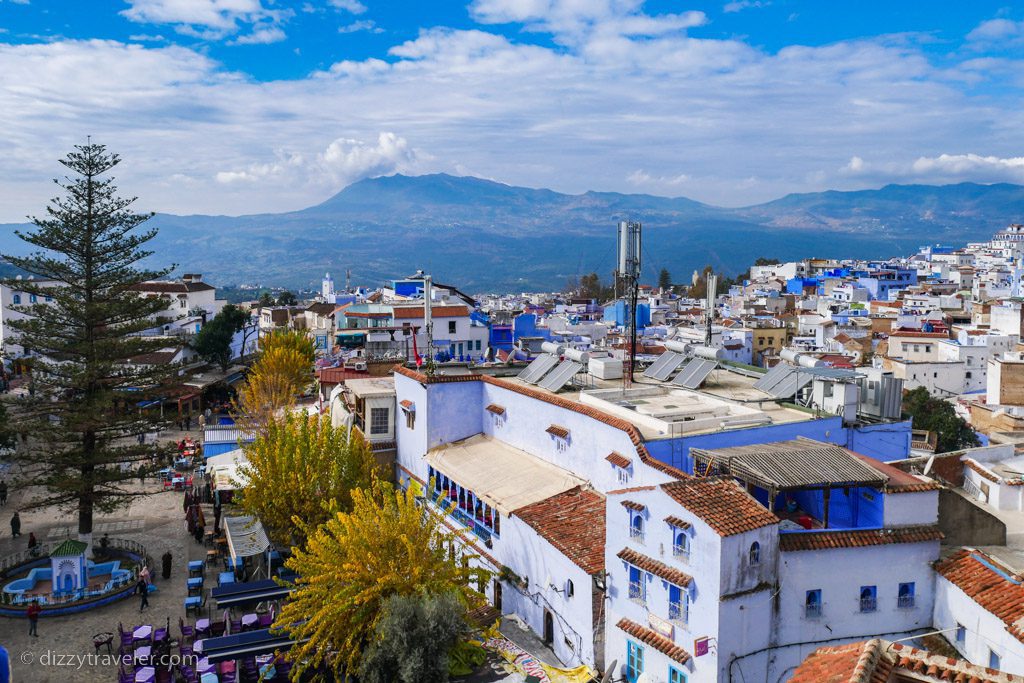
[563,348,590,363]
[664,340,691,354]
[691,345,723,360]
[540,342,565,356]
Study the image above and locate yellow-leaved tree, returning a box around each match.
[234,329,315,427]
[237,413,377,546]
[276,482,489,680]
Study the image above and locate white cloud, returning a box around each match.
[329,0,366,14]
[967,18,1024,44]
[842,153,1024,184]
[2,15,1024,218]
[723,1,769,13]
[216,133,420,188]
[128,33,168,42]
[121,0,290,42]
[338,20,382,35]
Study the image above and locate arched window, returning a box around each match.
[749,541,761,566]
[673,531,689,558]
[12,294,20,305]
[630,514,644,542]
[565,579,574,598]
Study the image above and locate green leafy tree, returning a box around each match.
[902,387,980,453]
[276,290,298,306]
[658,268,672,291]
[359,591,481,683]
[191,304,249,371]
[2,143,174,555]
[257,291,275,308]
[579,272,602,300]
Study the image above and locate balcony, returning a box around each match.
[859,597,877,613]
[897,595,915,610]
[630,527,645,543]
[672,544,689,561]
[668,601,687,625]
[805,604,822,619]
[425,489,495,545]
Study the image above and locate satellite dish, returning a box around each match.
[636,673,655,683]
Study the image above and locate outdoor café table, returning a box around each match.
[132,625,152,641]
[172,476,185,489]
[197,657,215,675]
[195,617,210,632]
[193,640,204,655]
[200,673,218,683]
[184,596,202,615]
[218,572,235,586]
[134,667,155,683]
[188,560,205,577]
[187,577,203,594]
[134,646,152,664]
[241,613,258,629]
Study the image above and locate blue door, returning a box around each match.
[626,641,644,682]
[63,573,73,592]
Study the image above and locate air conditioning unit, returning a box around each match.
[350,361,367,371]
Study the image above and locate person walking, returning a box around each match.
[10,512,20,538]
[137,578,149,612]
[27,532,37,556]
[26,601,40,637]
[0,480,7,506]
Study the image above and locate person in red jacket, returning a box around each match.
[26,601,40,637]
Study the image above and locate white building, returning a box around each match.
[934,547,1024,675]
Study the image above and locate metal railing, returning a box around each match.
[672,544,689,560]
[859,597,877,612]
[897,595,915,609]
[668,601,687,625]
[629,527,645,543]
[805,603,822,618]
[628,581,645,605]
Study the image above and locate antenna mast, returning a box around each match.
[615,220,642,387]
[705,273,717,348]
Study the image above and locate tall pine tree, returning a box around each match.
[3,142,175,556]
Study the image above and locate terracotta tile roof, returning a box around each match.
[399,399,414,410]
[485,404,505,416]
[392,305,469,319]
[664,516,691,530]
[616,618,691,665]
[965,458,1000,483]
[606,452,632,469]
[792,638,1022,683]
[661,478,778,537]
[514,486,606,575]
[545,424,570,439]
[620,500,645,512]
[849,453,942,493]
[316,367,370,384]
[391,366,688,479]
[616,548,693,588]
[935,548,1024,645]
[780,525,943,552]
[606,485,658,495]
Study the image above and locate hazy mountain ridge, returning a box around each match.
[1,175,1021,291]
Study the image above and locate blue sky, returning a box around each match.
[1,0,1023,219]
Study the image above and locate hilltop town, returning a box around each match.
[8,217,1024,683]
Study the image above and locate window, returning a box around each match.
[180,298,187,309]
[626,641,644,682]
[11,294,19,305]
[369,407,389,435]
[448,320,457,334]
[669,666,687,683]
[630,514,644,543]
[617,468,629,484]
[897,582,915,609]
[805,589,822,618]
[628,566,645,604]
[966,372,972,379]
[668,584,688,625]
[565,579,574,598]
[990,650,1001,671]
[29,294,37,304]
[859,586,877,613]
[673,531,689,559]
[955,623,965,645]
[476,340,481,351]
[405,409,415,429]
[749,542,761,566]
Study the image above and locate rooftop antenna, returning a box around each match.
[422,271,435,377]
[616,220,642,387]
[705,273,717,348]
[345,269,351,293]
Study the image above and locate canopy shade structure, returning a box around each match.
[212,578,293,609]
[201,627,306,663]
[224,515,270,561]
[206,448,250,491]
[425,433,586,515]
[690,438,888,491]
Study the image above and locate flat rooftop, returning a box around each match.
[345,377,395,398]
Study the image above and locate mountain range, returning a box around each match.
[2,174,1024,292]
